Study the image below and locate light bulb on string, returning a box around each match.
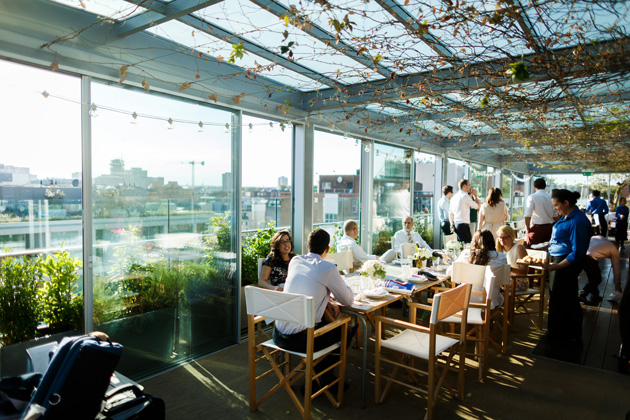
[248,122,253,133]
[198,121,204,132]
[286,121,293,128]
[224,123,230,133]
[41,91,49,99]
[89,103,98,117]
[167,117,174,130]
[343,133,348,140]
[364,144,370,153]
[131,112,138,124]
[268,122,273,131]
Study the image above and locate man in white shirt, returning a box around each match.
[337,220,378,265]
[524,178,557,248]
[380,216,434,263]
[578,235,622,305]
[273,229,354,386]
[438,185,453,235]
[449,179,481,243]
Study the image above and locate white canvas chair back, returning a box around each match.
[443,233,458,244]
[257,257,265,279]
[325,250,353,272]
[401,243,414,259]
[490,264,511,286]
[430,283,472,325]
[452,262,487,288]
[245,286,314,328]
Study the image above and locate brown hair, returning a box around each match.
[269,230,294,261]
[486,187,502,206]
[467,230,496,266]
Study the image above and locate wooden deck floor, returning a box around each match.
[532,240,627,374]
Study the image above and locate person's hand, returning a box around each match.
[324,301,340,322]
[450,224,455,233]
[276,285,284,292]
[547,262,557,272]
[471,189,478,196]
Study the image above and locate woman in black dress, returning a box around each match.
[615,197,628,250]
[258,230,296,291]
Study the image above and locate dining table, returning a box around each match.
[340,264,450,408]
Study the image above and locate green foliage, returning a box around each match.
[0,255,42,346]
[329,223,345,253]
[506,62,529,82]
[93,275,125,325]
[206,211,232,252]
[228,42,247,64]
[372,228,393,255]
[412,215,434,245]
[38,251,83,334]
[241,222,276,286]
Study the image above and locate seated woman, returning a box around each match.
[495,225,529,292]
[447,229,507,307]
[259,230,296,291]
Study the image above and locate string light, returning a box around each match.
[131,112,138,124]
[224,123,230,133]
[41,91,49,99]
[167,117,174,129]
[89,103,98,117]
[248,122,253,133]
[269,122,274,131]
[198,121,204,132]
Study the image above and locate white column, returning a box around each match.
[433,156,444,248]
[292,123,314,254]
[232,111,242,339]
[360,141,374,253]
[81,76,94,334]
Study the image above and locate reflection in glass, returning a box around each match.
[91,81,236,379]
[413,153,436,247]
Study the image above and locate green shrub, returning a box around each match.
[0,255,42,346]
[241,222,276,286]
[372,228,393,255]
[38,250,83,334]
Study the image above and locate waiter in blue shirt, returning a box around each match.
[586,190,609,238]
[547,189,592,342]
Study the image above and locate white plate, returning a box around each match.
[407,275,428,283]
[364,288,388,299]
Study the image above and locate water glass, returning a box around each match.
[401,259,412,278]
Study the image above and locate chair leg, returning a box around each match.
[427,355,435,420]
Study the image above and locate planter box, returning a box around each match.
[96,307,177,380]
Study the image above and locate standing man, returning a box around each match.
[586,190,609,238]
[338,220,378,265]
[449,179,481,243]
[578,235,622,305]
[524,178,557,248]
[438,185,454,235]
[273,228,354,387]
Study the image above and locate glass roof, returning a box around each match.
[415,119,463,138]
[50,0,146,20]
[145,20,328,91]
[447,117,497,135]
[364,103,410,117]
[193,0,383,85]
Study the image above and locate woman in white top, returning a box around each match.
[479,188,508,240]
[495,225,531,293]
[447,230,508,308]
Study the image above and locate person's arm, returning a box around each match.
[468,189,481,209]
[326,268,354,306]
[392,231,404,252]
[503,202,509,222]
[551,218,591,271]
[258,265,281,290]
[513,244,528,275]
[350,240,376,262]
[479,206,485,228]
[449,200,456,232]
[415,233,433,253]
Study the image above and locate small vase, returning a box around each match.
[421,259,427,269]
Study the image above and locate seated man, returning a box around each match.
[273,228,355,387]
[337,220,379,265]
[579,235,622,305]
[381,216,434,263]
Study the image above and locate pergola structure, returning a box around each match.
[2,0,629,172]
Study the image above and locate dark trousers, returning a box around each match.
[548,255,583,340]
[525,224,553,249]
[440,220,451,235]
[596,213,608,238]
[580,255,601,297]
[273,320,342,376]
[454,223,472,243]
[620,279,630,357]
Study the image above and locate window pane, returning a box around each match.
[241,115,292,232]
[0,59,84,352]
[313,132,362,247]
[90,81,237,379]
[413,153,436,247]
[372,145,411,254]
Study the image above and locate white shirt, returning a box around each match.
[587,235,619,260]
[524,189,556,225]
[393,229,433,253]
[275,253,354,335]
[337,234,377,264]
[449,190,479,224]
[438,196,450,222]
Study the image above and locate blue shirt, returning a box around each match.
[616,205,629,220]
[586,197,608,215]
[549,207,592,264]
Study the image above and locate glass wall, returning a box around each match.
[413,152,436,246]
[372,144,411,255]
[512,172,526,220]
[447,158,469,192]
[502,170,514,220]
[241,115,292,232]
[0,60,84,368]
[313,132,362,248]
[90,81,237,378]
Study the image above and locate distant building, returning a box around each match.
[0,164,36,185]
[93,159,163,188]
[278,176,288,187]
[222,172,233,192]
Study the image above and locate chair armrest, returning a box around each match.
[313,314,351,338]
[373,315,431,334]
[407,301,432,312]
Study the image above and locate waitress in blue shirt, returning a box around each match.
[547,189,592,341]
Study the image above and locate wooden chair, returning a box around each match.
[488,264,512,354]
[325,250,353,273]
[374,283,472,420]
[245,286,351,420]
[510,249,548,330]
[440,262,496,381]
